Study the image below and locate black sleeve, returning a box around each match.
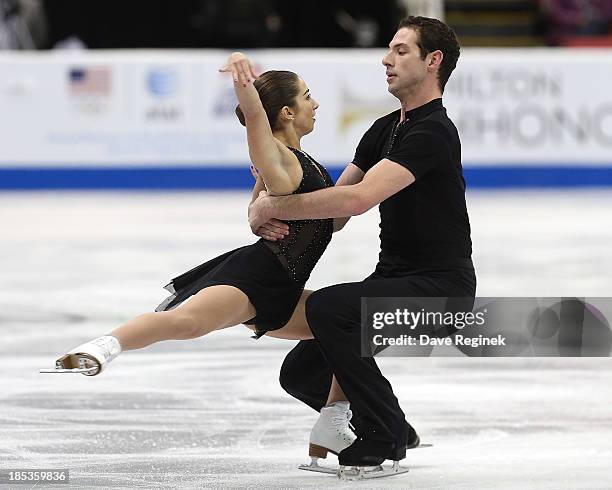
[352,122,379,173]
[387,121,450,180]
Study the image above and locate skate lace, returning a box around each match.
[331,409,352,429]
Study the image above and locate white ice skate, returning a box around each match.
[299,401,357,475]
[39,336,122,376]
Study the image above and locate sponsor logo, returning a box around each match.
[68,67,111,96]
[144,67,184,122]
[146,68,180,98]
[145,106,182,121]
[338,87,396,134]
[67,66,112,115]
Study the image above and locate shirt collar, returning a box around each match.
[403,98,443,123]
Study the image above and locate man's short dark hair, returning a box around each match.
[397,16,460,93]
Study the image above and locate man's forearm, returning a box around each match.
[267,184,365,221]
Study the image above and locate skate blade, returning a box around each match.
[298,458,338,475]
[39,354,100,375]
[39,367,99,374]
[414,443,433,449]
[338,461,409,481]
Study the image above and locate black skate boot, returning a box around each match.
[338,438,393,466]
[337,438,409,480]
[338,420,419,466]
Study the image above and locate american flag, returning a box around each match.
[68,67,111,96]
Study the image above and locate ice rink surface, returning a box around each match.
[1,189,612,489]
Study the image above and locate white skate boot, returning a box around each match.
[299,401,357,474]
[39,336,122,376]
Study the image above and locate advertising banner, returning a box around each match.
[1,49,611,187]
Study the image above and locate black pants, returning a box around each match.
[279,267,476,444]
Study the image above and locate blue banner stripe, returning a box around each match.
[1,165,612,189]
[465,166,612,188]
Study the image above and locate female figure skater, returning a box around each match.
[42,52,356,460]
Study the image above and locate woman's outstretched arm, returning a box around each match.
[220,52,299,196]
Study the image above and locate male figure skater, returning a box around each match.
[250,16,476,469]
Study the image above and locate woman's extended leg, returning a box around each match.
[111,285,257,350]
[56,285,256,374]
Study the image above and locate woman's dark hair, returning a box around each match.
[235,70,301,130]
[397,16,460,93]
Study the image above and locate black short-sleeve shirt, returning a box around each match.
[353,98,473,271]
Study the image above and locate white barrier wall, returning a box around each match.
[1,49,611,187]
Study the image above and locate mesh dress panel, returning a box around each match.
[261,148,334,284]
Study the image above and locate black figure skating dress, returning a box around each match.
[156,148,334,337]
